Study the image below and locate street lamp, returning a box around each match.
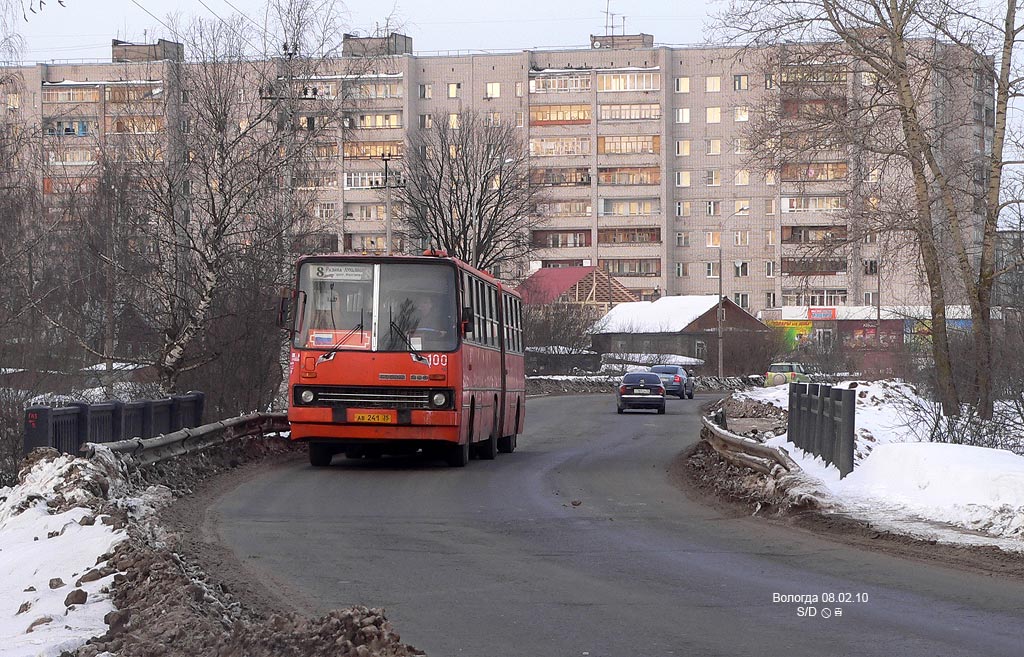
[718,206,748,379]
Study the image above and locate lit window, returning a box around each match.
[485,82,501,98]
[705,139,721,156]
[675,108,690,124]
[448,113,460,129]
[766,261,776,277]
[733,74,749,91]
[676,139,691,156]
[675,77,690,93]
[447,82,461,98]
[676,201,692,217]
[735,169,750,186]
[706,231,721,247]
[675,171,691,187]
[734,200,749,215]
[705,169,721,186]
[706,107,721,123]
[735,106,750,122]
[705,76,721,92]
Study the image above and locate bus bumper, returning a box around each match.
[288,407,460,443]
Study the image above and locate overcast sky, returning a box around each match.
[16,0,710,61]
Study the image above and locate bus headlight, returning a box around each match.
[431,392,447,408]
[300,389,315,403]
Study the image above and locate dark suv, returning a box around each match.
[650,365,695,399]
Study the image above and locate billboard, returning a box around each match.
[767,320,814,351]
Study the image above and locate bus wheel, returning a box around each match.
[498,400,520,453]
[309,443,334,467]
[478,407,499,460]
[446,440,470,467]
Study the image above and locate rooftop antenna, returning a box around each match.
[603,0,612,36]
[621,16,625,35]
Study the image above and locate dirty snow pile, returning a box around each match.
[0,450,130,657]
[734,381,1024,551]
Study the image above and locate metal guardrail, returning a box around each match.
[82,412,289,465]
[701,414,797,476]
[24,393,206,456]
[787,382,856,478]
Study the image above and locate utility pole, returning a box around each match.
[382,151,392,255]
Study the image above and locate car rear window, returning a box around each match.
[768,364,793,373]
[650,366,677,374]
[623,373,661,385]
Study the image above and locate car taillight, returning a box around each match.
[657,386,665,394]
[673,375,681,383]
[619,385,627,394]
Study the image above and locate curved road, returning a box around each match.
[211,394,1024,656]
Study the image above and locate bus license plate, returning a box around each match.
[350,411,396,424]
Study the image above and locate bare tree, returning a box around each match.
[715,0,1024,417]
[392,109,544,274]
[522,303,599,354]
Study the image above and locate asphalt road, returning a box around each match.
[211,394,1024,657]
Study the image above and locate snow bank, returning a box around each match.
[738,380,1024,549]
[0,454,128,657]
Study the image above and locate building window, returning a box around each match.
[705,262,720,278]
[705,169,721,186]
[516,111,525,127]
[485,82,501,98]
[597,134,660,154]
[865,291,879,305]
[676,200,692,217]
[675,171,691,187]
[448,113,460,129]
[706,107,721,123]
[864,232,878,244]
[765,199,776,215]
[675,262,688,277]
[675,76,690,93]
[733,292,749,308]
[676,231,690,247]
[317,202,336,219]
[676,139,691,156]
[734,138,750,154]
[418,114,433,129]
[734,106,750,122]
[765,229,776,245]
[735,169,750,186]
[675,107,690,124]
[705,76,721,92]
[485,112,501,126]
[706,200,721,216]
[706,231,721,247]
[419,84,432,99]
[734,231,750,246]
[515,81,524,97]
[734,261,749,277]
[599,103,661,120]
[447,82,461,98]
[705,138,721,156]
[733,74,749,91]
[765,292,777,308]
[529,136,591,156]
[596,72,661,92]
[864,259,878,275]
[696,340,707,359]
[766,170,777,185]
[734,200,750,215]
[765,260,776,277]
[765,73,776,89]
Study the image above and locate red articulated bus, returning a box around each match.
[283,251,525,467]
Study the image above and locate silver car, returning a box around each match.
[650,365,695,399]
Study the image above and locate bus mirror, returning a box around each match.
[461,306,474,334]
[278,294,293,330]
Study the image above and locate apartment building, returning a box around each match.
[1,33,992,316]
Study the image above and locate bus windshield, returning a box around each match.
[294,261,459,352]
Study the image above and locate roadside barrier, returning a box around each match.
[82,412,289,465]
[23,393,206,456]
[786,383,856,478]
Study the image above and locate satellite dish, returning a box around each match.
[592,40,601,48]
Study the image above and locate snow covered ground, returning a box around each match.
[735,381,1024,552]
[0,452,136,657]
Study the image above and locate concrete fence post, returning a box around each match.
[838,388,856,478]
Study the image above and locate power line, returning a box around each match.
[127,0,179,39]
[196,0,266,55]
